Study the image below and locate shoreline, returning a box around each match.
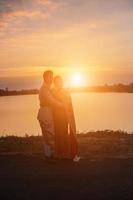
[1,91,133,98]
[1,83,133,96]
[0,129,132,137]
[1,131,133,158]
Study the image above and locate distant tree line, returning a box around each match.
[70,83,133,93]
[1,83,133,96]
[0,88,39,96]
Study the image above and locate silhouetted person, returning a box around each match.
[53,76,80,161]
[37,71,62,159]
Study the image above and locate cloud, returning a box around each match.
[0,0,63,18]
[0,0,133,72]
[0,0,133,35]
[5,10,41,18]
[0,0,63,34]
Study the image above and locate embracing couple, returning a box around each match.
[37,70,80,162]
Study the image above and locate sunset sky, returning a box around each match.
[0,0,133,88]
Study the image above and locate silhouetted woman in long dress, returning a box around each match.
[52,76,80,161]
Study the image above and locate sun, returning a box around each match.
[71,73,84,87]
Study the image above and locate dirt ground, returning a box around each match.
[0,154,133,200]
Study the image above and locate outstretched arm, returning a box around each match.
[39,86,63,108]
[46,90,63,107]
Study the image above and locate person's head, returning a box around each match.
[54,76,64,89]
[43,70,53,86]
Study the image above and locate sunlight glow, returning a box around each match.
[71,73,84,87]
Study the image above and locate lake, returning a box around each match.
[0,93,133,136]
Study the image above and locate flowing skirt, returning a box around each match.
[53,108,70,159]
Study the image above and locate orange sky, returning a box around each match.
[0,0,133,86]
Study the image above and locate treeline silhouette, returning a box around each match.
[70,83,133,93]
[1,83,133,96]
[0,88,38,96]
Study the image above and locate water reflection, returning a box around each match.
[0,93,133,136]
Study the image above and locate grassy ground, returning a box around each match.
[1,130,133,158]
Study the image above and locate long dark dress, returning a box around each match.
[53,89,70,159]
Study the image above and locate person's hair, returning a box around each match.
[54,75,62,82]
[43,70,53,80]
